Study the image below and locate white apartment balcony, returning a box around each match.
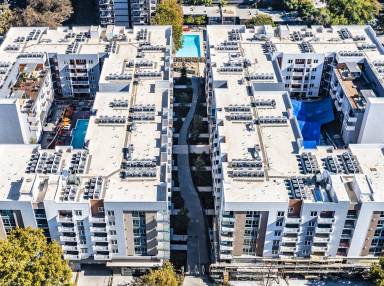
[71,80,89,85]
[157,231,169,242]
[57,216,73,223]
[157,241,171,252]
[220,254,233,260]
[285,217,301,224]
[94,254,110,260]
[313,236,330,243]
[220,245,233,251]
[284,228,300,234]
[221,226,234,233]
[344,125,355,131]
[221,236,234,242]
[90,227,107,233]
[347,116,357,123]
[282,236,298,243]
[64,254,79,260]
[60,236,77,242]
[62,245,78,251]
[58,226,75,232]
[91,236,108,242]
[70,71,88,77]
[222,216,235,224]
[280,246,296,252]
[318,217,335,224]
[312,246,328,252]
[316,227,332,233]
[93,245,109,252]
[90,217,106,223]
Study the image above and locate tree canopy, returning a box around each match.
[153,0,184,51]
[0,227,72,286]
[325,0,380,25]
[20,0,73,28]
[284,0,380,25]
[245,14,274,27]
[130,261,182,286]
[0,3,16,35]
[371,257,384,286]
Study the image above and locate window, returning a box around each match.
[277,211,285,217]
[111,239,118,245]
[288,59,293,64]
[304,240,311,245]
[312,68,317,72]
[276,219,283,227]
[309,221,315,227]
[307,59,312,64]
[112,249,118,253]
[107,210,115,216]
[287,68,292,72]
[109,221,116,226]
[109,230,117,235]
[310,211,318,217]
[98,207,104,213]
[88,60,93,64]
[75,210,82,216]
[285,84,290,88]
[288,208,294,213]
[311,76,316,80]
[306,231,313,236]
[274,230,281,236]
[81,248,87,253]
[273,240,280,246]
[286,76,291,80]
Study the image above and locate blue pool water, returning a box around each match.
[176,34,201,58]
[292,98,335,149]
[71,119,89,149]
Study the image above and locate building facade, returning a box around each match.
[0,25,173,273]
[206,25,384,281]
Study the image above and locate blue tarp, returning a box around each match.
[291,97,334,148]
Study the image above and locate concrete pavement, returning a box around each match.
[176,77,210,275]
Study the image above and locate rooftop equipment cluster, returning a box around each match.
[26,149,62,174]
[69,151,88,174]
[297,152,319,174]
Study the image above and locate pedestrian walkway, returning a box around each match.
[177,77,210,275]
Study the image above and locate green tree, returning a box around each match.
[219,0,227,7]
[153,0,184,51]
[0,227,72,286]
[245,14,274,27]
[131,261,182,286]
[371,257,384,286]
[0,3,16,35]
[18,0,73,28]
[325,0,380,25]
[284,0,319,23]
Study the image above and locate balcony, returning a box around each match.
[93,245,109,251]
[282,236,298,243]
[60,236,77,242]
[316,227,332,233]
[280,245,296,252]
[222,216,235,224]
[91,236,108,242]
[221,226,234,233]
[220,244,233,251]
[219,254,233,260]
[57,216,73,223]
[312,246,327,252]
[90,227,107,233]
[221,236,234,242]
[58,226,75,232]
[64,254,79,260]
[94,254,110,260]
[284,228,300,234]
[90,217,106,223]
[62,245,78,251]
[285,217,301,224]
[313,236,330,243]
[318,217,335,224]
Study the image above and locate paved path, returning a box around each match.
[177,77,210,275]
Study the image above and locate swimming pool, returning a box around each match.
[176,34,201,58]
[71,119,89,149]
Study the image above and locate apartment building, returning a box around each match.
[98,0,157,27]
[0,52,54,144]
[0,25,173,274]
[206,25,384,280]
